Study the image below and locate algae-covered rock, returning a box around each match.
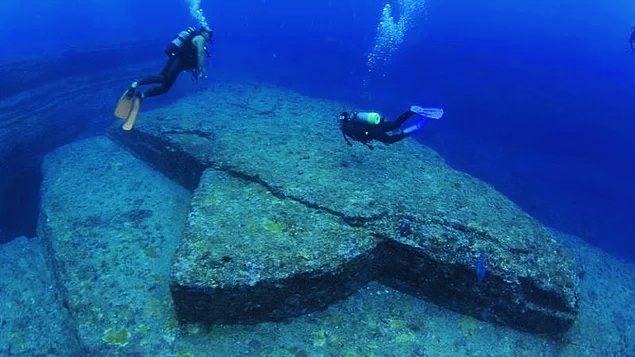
[109,81,579,335]
[39,136,191,354]
[170,169,378,323]
[101,327,130,347]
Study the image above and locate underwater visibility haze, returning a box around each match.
[1,0,635,355]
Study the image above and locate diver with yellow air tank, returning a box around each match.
[339,105,444,149]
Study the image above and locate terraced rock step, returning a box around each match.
[171,169,378,324]
[39,136,192,354]
[109,81,579,336]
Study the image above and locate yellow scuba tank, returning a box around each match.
[352,112,382,125]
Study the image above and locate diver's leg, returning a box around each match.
[136,75,165,86]
[374,131,406,144]
[380,110,416,131]
[124,57,179,99]
[139,57,178,85]
[142,81,171,98]
[140,58,184,98]
[122,75,163,101]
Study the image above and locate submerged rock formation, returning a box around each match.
[39,137,191,354]
[103,81,579,336]
[0,236,81,355]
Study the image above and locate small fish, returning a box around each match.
[476,252,486,282]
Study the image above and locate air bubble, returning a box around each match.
[364,0,427,90]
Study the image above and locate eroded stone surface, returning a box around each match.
[109,81,578,335]
[39,136,191,354]
[0,236,81,355]
[171,169,378,323]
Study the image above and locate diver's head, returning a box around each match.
[199,26,213,41]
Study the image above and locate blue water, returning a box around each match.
[1,0,634,262]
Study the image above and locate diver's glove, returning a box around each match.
[339,112,351,121]
[192,68,208,80]
[199,67,208,79]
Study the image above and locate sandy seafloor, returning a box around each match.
[0,67,634,356]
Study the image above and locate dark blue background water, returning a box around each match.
[1,0,634,259]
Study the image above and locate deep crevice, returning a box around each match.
[0,166,42,244]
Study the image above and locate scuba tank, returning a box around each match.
[346,111,382,125]
[165,27,196,57]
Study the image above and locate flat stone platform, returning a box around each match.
[108,81,578,336]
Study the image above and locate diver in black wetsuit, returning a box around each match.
[113,26,214,131]
[126,26,213,100]
[338,106,443,150]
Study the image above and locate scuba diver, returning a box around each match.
[114,26,213,131]
[339,105,444,149]
[630,27,635,52]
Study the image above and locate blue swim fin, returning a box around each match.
[411,106,444,120]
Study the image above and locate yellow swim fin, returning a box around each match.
[114,90,133,119]
[122,97,142,131]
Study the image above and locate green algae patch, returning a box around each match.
[262,219,287,236]
[102,327,131,347]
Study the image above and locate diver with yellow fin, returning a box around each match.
[115,26,213,130]
[338,106,444,150]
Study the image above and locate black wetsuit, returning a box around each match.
[340,110,417,148]
[136,41,198,98]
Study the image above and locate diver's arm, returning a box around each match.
[192,36,208,77]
